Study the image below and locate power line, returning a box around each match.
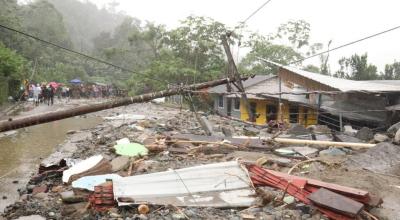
[0,23,167,84]
[289,24,400,64]
[242,0,273,25]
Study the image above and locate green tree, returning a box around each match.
[334,53,378,80]
[382,61,400,79]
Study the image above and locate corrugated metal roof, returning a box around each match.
[227,76,310,105]
[264,60,400,92]
[113,161,256,207]
[208,75,274,93]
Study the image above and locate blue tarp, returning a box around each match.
[69,79,82,84]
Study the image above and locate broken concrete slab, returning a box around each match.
[387,121,400,136]
[334,134,363,143]
[343,125,357,136]
[355,127,374,141]
[395,129,400,144]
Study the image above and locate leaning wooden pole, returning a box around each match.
[0,77,236,132]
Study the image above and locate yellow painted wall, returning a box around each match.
[239,98,318,126]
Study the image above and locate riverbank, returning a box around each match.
[1,102,400,219]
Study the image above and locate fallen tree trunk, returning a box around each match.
[0,77,236,132]
[273,138,376,150]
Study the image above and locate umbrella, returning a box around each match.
[69,79,82,84]
[48,82,59,88]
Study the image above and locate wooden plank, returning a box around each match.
[308,188,364,217]
[267,170,369,197]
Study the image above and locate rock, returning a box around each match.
[355,127,374,141]
[2,195,7,199]
[395,129,400,144]
[287,124,310,136]
[221,126,233,137]
[33,192,48,199]
[171,213,186,220]
[32,185,48,195]
[12,180,19,184]
[20,194,29,201]
[374,133,389,143]
[240,213,256,219]
[48,212,55,217]
[15,215,46,220]
[343,125,357,136]
[387,121,400,135]
[138,214,148,220]
[243,126,260,136]
[307,125,331,134]
[111,156,130,172]
[319,148,346,157]
[283,196,295,204]
[302,214,311,219]
[26,184,36,192]
[334,134,363,143]
[60,191,85,204]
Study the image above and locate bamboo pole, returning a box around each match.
[273,137,376,150]
[0,77,238,132]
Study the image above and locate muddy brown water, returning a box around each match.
[0,116,102,212]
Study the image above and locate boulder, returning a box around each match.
[110,156,130,172]
[374,133,389,143]
[355,127,374,141]
[387,121,400,136]
[395,129,400,144]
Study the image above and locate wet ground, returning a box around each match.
[0,103,102,212]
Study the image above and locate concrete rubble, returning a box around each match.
[2,103,400,219]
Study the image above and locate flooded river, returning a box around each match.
[0,116,102,212]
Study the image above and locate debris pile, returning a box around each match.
[2,103,400,219]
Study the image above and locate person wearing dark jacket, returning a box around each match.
[48,85,55,106]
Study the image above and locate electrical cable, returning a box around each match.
[288,25,400,64]
[241,0,273,25]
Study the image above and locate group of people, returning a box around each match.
[30,84,70,106]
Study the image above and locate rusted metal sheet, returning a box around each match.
[308,188,364,217]
[0,77,236,132]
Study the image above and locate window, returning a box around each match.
[218,95,224,108]
[266,104,277,121]
[234,98,240,110]
[289,105,299,123]
[250,102,257,121]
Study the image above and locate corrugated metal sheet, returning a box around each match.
[208,75,274,93]
[113,161,256,207]
[264,60,400,92]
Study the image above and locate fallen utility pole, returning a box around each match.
[221,34,255,122]
[0,77,237,132]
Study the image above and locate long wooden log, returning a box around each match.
[0,77,236,132]
[273,138,376,150]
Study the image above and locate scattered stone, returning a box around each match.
[240,213,256,219]
[32,185,48,195]
[33,192,48,199]
[171,213,186,220]
[2,195,7,199]
[111,156,131,172]
[221,126,233,137]
[334,134,363,143]
[48,212,55,217]
[283,196,295,204]
[287,124,310,136]
[12,180,19,184]
[319,148,346,157]
[355,127,374,141]
[15,215,46,220]
[60,191,85,204]
[243,126,260,136]
[67,130,76,135]
[374,133,389,143]
[138,214,148,220]
[307,125,331,134]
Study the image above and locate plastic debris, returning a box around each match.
[114,143,148,157]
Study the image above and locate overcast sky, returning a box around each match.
[89,0,400,73]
